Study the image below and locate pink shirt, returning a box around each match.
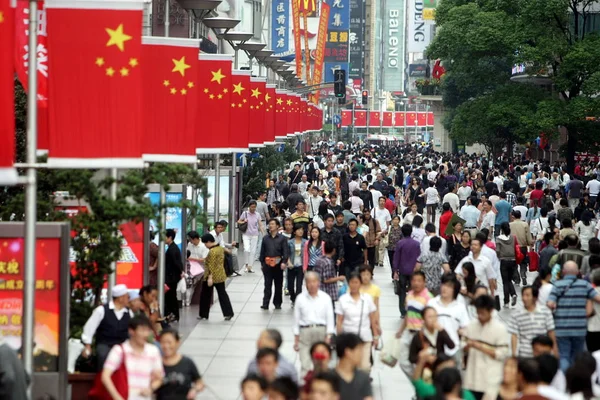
[104,341,164,400]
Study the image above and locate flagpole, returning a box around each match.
[107,168,118,299]
[215,155,220,225]
[23,0,39,382]
[164,0,170,37]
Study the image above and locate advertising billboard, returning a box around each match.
[147,192,185,251]
[349,0,365,91]
[406,0,432,54]
[272,0,290,55]
[383,0,406,91]
[324,0,350,66]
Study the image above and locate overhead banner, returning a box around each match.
[292,0,302,77]
[349,0,365,91]
[272,0,290,56]
[406,0,431,54]
[312,2,330,103]
[383,0,406,91]
[324,0,350,68]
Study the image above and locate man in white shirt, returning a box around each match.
[293,272,335,376]
[372,197,392,266]
[478,200,496,238]
[493,173,504,193]
[513,197,528,221]
[298,175,310,196]
[455,237,497,292]
[442,184,460,213]
[209,220,237,251]
[421,223,448,257]
[369,185,383,206]
[423,185,440,224]
[457,181,472,208]
[307,186,324,218]
[460,196,481,237]
[586,175,600,205]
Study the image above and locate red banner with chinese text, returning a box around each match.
[292,0,302,79]
[311,2,329,104]
[0,237,60,371]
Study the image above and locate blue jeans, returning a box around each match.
[557,336,586,372]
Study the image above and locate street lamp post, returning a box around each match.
[378,93,386,137]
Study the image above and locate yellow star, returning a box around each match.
[211,69,226,84]
[181,89,187,95]
[0,11,4,23]
[187,82,194,88]
[251,88,261,98]
[204,88,209,93]
[286,99,292,106]
[218,94,223,99]
[106,67,115,77]
[120,67,129,77]
[172,56,191,77]
[260,101,264,105]
[105,24,132,52]
[95,57,105,67]
[129,58,139,68]
[223,88,229,93]
[250,105,255,109]
[277,98,283,105]
[209,94,215,99]
[163,80,170,87]
[238,103,242,107]
[265,93,271,102]
[243,99,247,103]
[233,82,245,95]
[256,105,260,109]
[231,103,236,108]
[170,88,177,95]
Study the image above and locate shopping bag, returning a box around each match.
[380,335,401,367]
[189,260,204,277]
[89,345,128,400]
[528,251,539,272]
[176,277,187,295]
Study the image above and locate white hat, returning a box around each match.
[112,284,128,298]
[128,290,140,301]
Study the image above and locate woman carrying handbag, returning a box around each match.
[198,234,235,321]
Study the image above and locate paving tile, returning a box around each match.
[233,312,273,326]
[204,355,253,378]
[179,338,223,357]
[214,339,259,358]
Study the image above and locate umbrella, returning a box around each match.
[444,213,467,236]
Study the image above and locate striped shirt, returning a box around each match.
[406,289,433,331]
[104,340,164,400]
[507,306,555,357]
[548,276,597,337]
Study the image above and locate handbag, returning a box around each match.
[207,274,214,287]
[189,260,204,277]
[88,344,128,400]
[528,250,539,272]
[238,211,249,233]
[514,237,524,265]
[380,335,400,367]
[494,294,501,311]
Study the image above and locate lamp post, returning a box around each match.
[378,93,386,136]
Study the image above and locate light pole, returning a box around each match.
[350,94,358,142]
[399,100,408,144]
[378,93,386,136]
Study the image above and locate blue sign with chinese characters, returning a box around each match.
[272,0,290,54]
[328,0,350,31]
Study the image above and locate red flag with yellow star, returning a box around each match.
[248,77,265,147]
[0,0,17,185]
[368,111,381,127]
[274,89,287,139]
[263,84,276,144]
[229,70,250,152]
[285,94,296,137]
[141,37,199,163]
[46,0,144,167]
[197,53,233,153]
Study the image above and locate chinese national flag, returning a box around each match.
[427,111,435,126]
[369,111,380,127]
[286,94,297,137]
[394,112,405,127]
[248,77,266,147]
[263,84,276,144]
[275,90,287,139]
[46,0,144,167]
[406,112,417,127]
[417,112,427,127]
[197,53,233,153]
[142,37,199,163]
[383,111,394,127]
[0,0,17,185]
[354,110,367,127]
[230,70,250,151]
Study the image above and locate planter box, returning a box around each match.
[418,86,439,96]
[68,372,96,400]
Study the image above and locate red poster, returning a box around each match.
[417,112,427,127]
[341,110,351,126]
[115,221,145,289]
[383,112,394,127]
[427,111,435,126]
[0,238,60,371]
[354,110,367,127]
[368,111,380,127]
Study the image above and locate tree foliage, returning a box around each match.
[428,0,600,169]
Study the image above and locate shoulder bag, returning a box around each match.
[238,211,248,233]
[89,344,128,400]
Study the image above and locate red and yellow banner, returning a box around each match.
[292,0,302,79]
[311,2,329,103]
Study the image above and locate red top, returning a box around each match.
[529,189,544,206]
[439,211,453,238]
[385,198,396,215]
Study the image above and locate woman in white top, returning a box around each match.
[576,211,595,251]
[349,189,364,214]
[532,267,553,309]
[336,271,380,372]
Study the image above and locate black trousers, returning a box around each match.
[199,280,234,319]
[287,267,304,303]
[500,259,517,303]
[344,263,360,278]
[262,265,284,308]
[96,342,113,371]
[164,282,179,321]
[587,330,600,353]
[367,247,376,267]
[397,274,411,317]
[388,250,395,278]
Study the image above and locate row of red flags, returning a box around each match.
[0,0,322,183]
[341,110,435,128]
